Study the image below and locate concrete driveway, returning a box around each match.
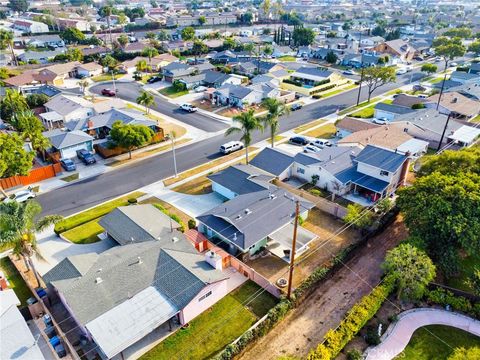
[156,190,224,218]
[32,226,116,276]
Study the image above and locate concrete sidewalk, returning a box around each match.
[365,308,480,360]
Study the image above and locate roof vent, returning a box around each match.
[233,233,237,241]
[137,256,143,264]
[97,268,102,273]
[244,208,252,215]
[269,193,277,200]
[95,277,103,284]
[172,236,179,243]
[452,97,458,103]
[236,214,242,220]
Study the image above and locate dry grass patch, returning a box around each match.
[294,119,327,134]
[304,123,337,138]
[172,177,212,195]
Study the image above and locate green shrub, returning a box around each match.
[411,103,425,109]
[312,94,322,99]
[426,288,474,314]
[127,198,138,204]
[188,219,196,229]
[347,349,363,360]
[365,326,381,345]
[310,189,321,196]
[283,78,303,87]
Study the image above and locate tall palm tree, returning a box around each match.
[77,79,89,95]
[0,29,17,66]
[261,98,289,148]
[0,201,62,286]
[136,91,155,114]
[225,109,263,164]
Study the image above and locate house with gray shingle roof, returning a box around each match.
[42,129,94,159]
[374,102,416,121]
[43,236,230,359]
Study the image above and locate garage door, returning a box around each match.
[62,144,88,159]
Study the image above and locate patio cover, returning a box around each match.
[86,286,178,359]
[447,125,480,144]
[351,173,390,194]
[268,224,317,261]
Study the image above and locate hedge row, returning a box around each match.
[427,288,480,319]
[283,78,303,87]
[310,84,337,95]
[307,276,395,360]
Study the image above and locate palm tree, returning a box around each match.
[261,98,289,147]
[225,109,263,164]
[136,91,155,114]
[0,201,62,287]
[141,47,159,71]
[77,79,89,95]
[11,110,51,159]
[0,29,17,66]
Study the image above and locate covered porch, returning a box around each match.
[266,223,317,262]
[342,175,390,206]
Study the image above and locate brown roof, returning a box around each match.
[392,94,426,108]
[338,125,413,150]
[336,117,380,133]
[4,70,39,87]
[43,61,81,76]
[82,46,110,56]
[427,92,480,118]
[156,53,178,62]
[78,62,103,71]
[124,42,149,53]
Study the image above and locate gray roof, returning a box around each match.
[229,84,253,99]
[374,102,416,115]
[355,145,407,172]
[393,108,463,134]
[251,74,274,84]
[43,239,226,325]
[197,187,314,251]
[98,204,180,246]
[44,94,93,116]
[250,147,295,176]
[208,164,274,196]
[450,71,480,81]
[293,66,333,79]
[66,108,156,132]
[43,129,93,149]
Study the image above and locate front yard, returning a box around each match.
[159,86,188,98]
[140,281,277,360]
[0,257,32,306]
[91,73,125,82]
[303,123,337,138]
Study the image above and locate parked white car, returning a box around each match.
[372,117,390,125]
[396,68,407,75]
[303,144,322,153]
[2,188,36,203]
[220,141,244,154]
[180,104,198,112]
[311,139,332,148]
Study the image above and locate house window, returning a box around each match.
[380,170,389,176]
[297,167,305,174]
[199,291,212,302]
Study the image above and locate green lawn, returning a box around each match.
[140,281,277,360]
[54,192,144,234]
[91,73,124,82]
[159,86,188,98]
[399,325,480,360]
[60,173,79,182]
[277,55,297,62]
[446,253,480,293]
[61,219,104,244]
[351,99,393,118]
[0,258,32,306]
[470,114,480,123]
[230,281,278,318]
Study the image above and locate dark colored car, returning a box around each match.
[76,73,87,79]
[60,158,76,171]
[289,136,309,146]
[412,84,426,92]
[291,103,303,111]
[101,88,116,96]
[413,56,424,61]
[76,149,96,165]
[147,76,162,84]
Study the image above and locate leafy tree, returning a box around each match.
[145,32,156,40]
[371,26,386,37]
[385,29,401,41]
[421,63,437,75]
[109,120,154,159]
[100,54,118,70]
[26,93,49,109]
[343,203,374,229]
[65,48,84,62]
[292,26,315,46]
[417,147,480,177]
[262,45,273,56]
[444,27,472,39]
[433,36,466,70]
[172,80,186,92]
[225,110,262,164]
[382,244,436,300]
[261,98,289,147]
[466,268,480,296]
[0,133,35,179]
[181,26,196,41]
[8,0,28,13]
[0,30,17,66]
[0,201,62,286]
[198,15,206,25]
[192,39,208,58]
[326,51,338,64]
[223,37,236,50]
[141,47,159,69]
[117,34,129,48]
[157,30,169,41]
[136,59,148,73]
[1,89,28,122]
[150,0,158,7]
[11,111,50,158]
[362,66,396,102]
[117,13,128,26]
[448,347,480,360]
[60,28,86,44]
[326,31,337,38]
[241,12,253,25]
[261,0,271,18]
[136,91,155,114]
[468,41,480,56]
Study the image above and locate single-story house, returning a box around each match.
[468,63,480,75]
[425,92,480,119]
[341,53,383,68]
[43,129,94,159]
[289,66,341,87]
[27,34,65,48]
[42,94,94,125]
[17,49,65,64]
[391,94,426,108]
[76,62,103,77]
[449,71,480,85]
[162,62,215,83]
[178,70,243,89]
[13,19,49,33]
[374,102,416,121]
[335,117,380,138]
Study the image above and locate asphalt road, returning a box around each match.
[90,83,228,132]
[38,70,427,216]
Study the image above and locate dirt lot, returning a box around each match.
[238,217,408,360]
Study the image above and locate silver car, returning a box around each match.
[3,188,36,203]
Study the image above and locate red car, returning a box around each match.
[101,88,116,96]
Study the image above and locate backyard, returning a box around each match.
[445,253,480,293]
[140,281,277,360]
[398,325,480,360]
[0,257,32,306]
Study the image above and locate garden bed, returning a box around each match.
[0,257,33,306]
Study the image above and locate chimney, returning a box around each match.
[137,256,143,264]
[95,277,103,284]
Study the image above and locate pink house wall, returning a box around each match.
[179,279,229,325]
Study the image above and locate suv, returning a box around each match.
[76,149,96,165]
[372,117,389,125]
[289,136,309,146]
[220,141,244,154]
[180,104,198,112]
[311,139,332,148]
[147,76,162,84]
[2,188,36,203]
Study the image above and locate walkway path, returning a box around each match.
[365,308,480,360]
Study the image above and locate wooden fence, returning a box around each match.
[0,163,62,190]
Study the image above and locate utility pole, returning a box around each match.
[287,200,300,300]
[170,131,178,177]
[437,112,452,152]
[111,70,117,97]
[356,29,365,106]
[436,73,448,111]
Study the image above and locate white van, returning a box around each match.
[220,141,244,154]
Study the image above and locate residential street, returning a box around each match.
[38,72,425,216]
[238,218,408,360]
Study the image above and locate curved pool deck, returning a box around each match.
[364,308,480,360]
